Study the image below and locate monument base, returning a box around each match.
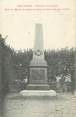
[20,90,56,96]
[26,84,50,90]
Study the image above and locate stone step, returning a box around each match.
[26,84,50,90]
[20,90,56,96]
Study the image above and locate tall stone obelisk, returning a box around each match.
[27,24,49,90]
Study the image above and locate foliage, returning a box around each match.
[0,34,76,92]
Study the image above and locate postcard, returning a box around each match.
[0,0,76,117]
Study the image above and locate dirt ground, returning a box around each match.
[3,93,76,117]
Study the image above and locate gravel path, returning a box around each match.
[4,93,76,117]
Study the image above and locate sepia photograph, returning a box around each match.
[0,0,76,117]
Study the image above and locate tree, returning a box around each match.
[0,34,9,116]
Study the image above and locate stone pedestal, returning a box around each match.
[26,60,49,90]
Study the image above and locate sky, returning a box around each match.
[0,0,75,51]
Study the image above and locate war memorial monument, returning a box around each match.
[20,24,56,96]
